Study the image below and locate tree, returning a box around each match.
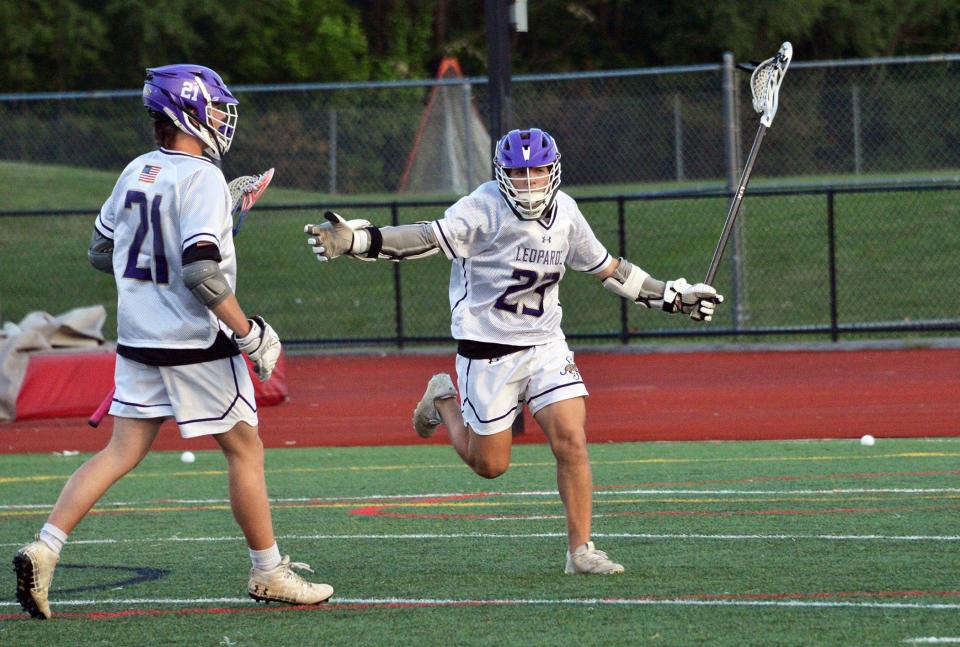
[0,0,107,91]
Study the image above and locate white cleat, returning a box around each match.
[564,541,624,575]
[247,556,334,605]
[412,373,457,438]
[13,538,60,619]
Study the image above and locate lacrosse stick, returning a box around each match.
[229,167,274,236]
[705,42,792,285]
[88,168,276,428]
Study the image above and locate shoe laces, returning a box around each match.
[277,557,317,587]
[577,546,613,566]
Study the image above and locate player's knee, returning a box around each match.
[472,457,509,479]
[550,430,588,464]
[219,422,264,461]
[102,446,147,472]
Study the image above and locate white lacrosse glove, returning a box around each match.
[234,315,282,381]
[639,278,724,322]
[304,211,373,262]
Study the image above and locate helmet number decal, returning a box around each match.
[180,81,200,101]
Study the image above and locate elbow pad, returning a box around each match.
[365,222,440,261]
[88,228,114,275]
[601,257,665,302]
[182,259,233,309]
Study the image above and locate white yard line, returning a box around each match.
[2,531,959,549]
[1,596,959,610]
[3,487,958,510]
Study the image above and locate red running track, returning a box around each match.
[1,348,957,454]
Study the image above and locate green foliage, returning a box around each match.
[214,0,371,83]
[4,1,960,92]
[0,0,108,90]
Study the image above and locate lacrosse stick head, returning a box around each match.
[228,167,274,235]
[750,42,793,127]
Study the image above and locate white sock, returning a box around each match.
[249,543,282,571]
[39,523,68,555]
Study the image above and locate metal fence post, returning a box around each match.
[391,202,404,347]
[673,94,684,182]
[617,195,629,343]
[851,85,863,175]
[463,81,474,190]
[827,191,839,342]
[722,52,744,331]
[328,108,337,194]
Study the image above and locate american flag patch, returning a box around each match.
[138,165,162,183]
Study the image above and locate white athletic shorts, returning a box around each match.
[109,354,258,438]
[455,339,588,435]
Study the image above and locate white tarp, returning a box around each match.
[0,305,106,421]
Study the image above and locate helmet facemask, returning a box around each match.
[494,128,562,221]
[494,158,562,220]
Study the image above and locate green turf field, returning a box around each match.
[2,160,958,343]
[1,438,959,645]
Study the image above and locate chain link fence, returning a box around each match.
[2,54,959,345]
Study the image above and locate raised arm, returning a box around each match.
[304,211,440,262]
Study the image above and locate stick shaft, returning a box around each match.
[705,124,767,284]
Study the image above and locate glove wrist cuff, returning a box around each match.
[661,281,682,313]
[350,229,371,255]
[236,318,261,346]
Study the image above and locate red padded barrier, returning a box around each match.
[15,349,116,420]
[14,348,287,421]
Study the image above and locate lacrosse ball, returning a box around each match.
[859,434,875,447]
[180,451,196,463]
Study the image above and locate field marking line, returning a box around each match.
[2,596,960,611]
[2,531,959,549]
[3,451,959,485]
[903,639,960,644]
[4,486,959,511]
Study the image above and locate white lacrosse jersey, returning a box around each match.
[95,148,236,349]
[431,181,611,346]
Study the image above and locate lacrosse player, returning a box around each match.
[13,64,332,620]
[304,128,722,575]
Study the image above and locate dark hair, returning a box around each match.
[149,110,179,149]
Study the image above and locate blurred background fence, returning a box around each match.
[2,53,960,346]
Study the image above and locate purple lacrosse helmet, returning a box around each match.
[142,64,239,159]
[494,128,562,220]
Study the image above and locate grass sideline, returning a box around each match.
[1,438,959,645]
[2,160,958,343]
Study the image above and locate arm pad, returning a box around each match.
[363,222,440,261]
[182,259,233,309]
[87,228,114,275]
[601,257,665,301]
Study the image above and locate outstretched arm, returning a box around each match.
[304,211,440,262]
[598,257,724,322]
